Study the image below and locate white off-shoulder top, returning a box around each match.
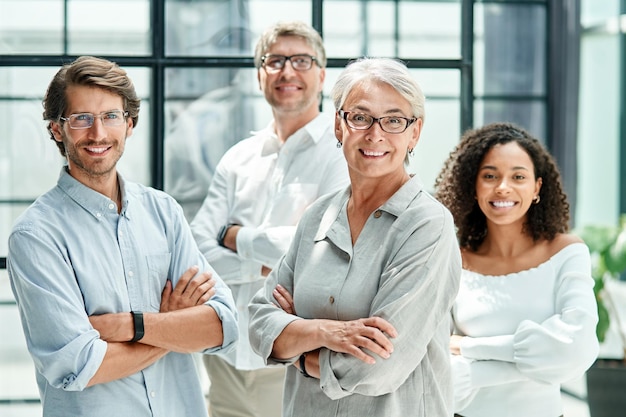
[451,243,599,417]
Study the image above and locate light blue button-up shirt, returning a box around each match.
[8,167,237,417]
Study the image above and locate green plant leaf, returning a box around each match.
[605,228,626,274]
[597,298,611,343]
[579,216,626,346]
[579,225,618,253]
[593,274,605,295]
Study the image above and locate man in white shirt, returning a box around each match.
[190,21,349,417]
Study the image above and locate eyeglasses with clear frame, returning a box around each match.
[338,110,417,134]
[60,110,129,129]
[260,54,318,72]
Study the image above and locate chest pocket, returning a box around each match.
[146,252,172,310]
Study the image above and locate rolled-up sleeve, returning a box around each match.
[9,226,107,391]
[248,243,301,364]
[168,201,239,353]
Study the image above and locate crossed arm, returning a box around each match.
[271,284,397,379]
[87,266,220,387]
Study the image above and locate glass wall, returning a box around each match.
[577,0,622,226]
[1,0,561,414]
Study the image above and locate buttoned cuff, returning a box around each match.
[236,226,255,261]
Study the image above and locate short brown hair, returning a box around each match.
[43,56,140,156]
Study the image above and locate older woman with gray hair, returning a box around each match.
[248,57,461,416]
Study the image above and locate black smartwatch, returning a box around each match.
[217,223,238,247]
[299,353,313,378]
[130,311,144,342]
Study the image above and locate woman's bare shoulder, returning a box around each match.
[548,233,584,255]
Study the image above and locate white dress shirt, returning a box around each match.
[191,113,349,370]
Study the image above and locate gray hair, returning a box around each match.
[331,57,425,123]
[254,21,327,69]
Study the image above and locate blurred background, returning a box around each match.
[0,1,622,415]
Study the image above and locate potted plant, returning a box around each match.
[579,214,626,417]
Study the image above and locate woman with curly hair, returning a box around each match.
[434,122,598,417]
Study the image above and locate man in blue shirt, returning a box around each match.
[7,56,238,417]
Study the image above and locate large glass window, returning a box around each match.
[0,0,151,55]
[322,1,461,58]
[164,67,263,220]
[577,0,622,225]
[474,2,547,139]
[2,1,572,414]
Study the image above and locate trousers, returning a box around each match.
[204,354,286,417]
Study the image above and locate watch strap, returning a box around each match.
[217,223,239,247]
[299,353,312,378]
[130,311,144,342]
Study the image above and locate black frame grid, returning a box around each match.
[0,2,584,268]
[0,0,589,405]
[0,0,478,269]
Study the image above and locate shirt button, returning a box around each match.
[128,271,134,277]
[96,212,102,218]
[108,203,115,210]
[329,296,335,304]
[374,210,382,218]
[150,391,156,398]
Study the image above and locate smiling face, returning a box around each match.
[257,35,325,119]
[50,85,133,186]
[335,80,421,183]
[475,141,542,228]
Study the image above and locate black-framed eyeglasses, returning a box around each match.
[261,54,318,72]
[338,110,417,134]
[60,110,129,129]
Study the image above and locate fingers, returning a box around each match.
[160,280,173,311]
[320,318,397,364]
[173,268,213,299]
[350,325,394,363]
[194,277,216,305]
[161,267,217,312]
[361,316,398,338]
[272,284,295,314]
[172,265,199,297]
[180,271,215,305]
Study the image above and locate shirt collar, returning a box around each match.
[379,174,424,217]
[57,166,127,220]
[259,113,332,156]
[314,174,425,242]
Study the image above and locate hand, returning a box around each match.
[320,317,398,364]
[160,266,216,313]
[272,284,295,314]
[450,334,463,355]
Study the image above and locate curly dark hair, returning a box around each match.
[434,122,570,251]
